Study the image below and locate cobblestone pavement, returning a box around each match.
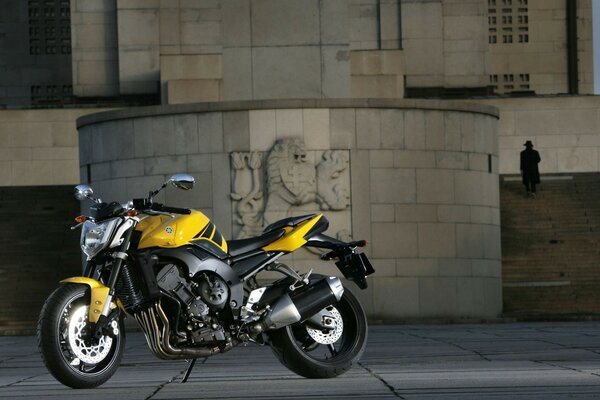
[2,322,600,399]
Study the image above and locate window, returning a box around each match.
[494,72,530,94]
[489,0,527,46]
[28,0,71,56]
[27,0,72,104]
[518,15,528,24]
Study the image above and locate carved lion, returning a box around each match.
[266,138,317,207]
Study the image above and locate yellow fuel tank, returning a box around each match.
[136,210,228,255]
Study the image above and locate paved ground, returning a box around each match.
[1,322,600,399]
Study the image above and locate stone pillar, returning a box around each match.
[116,0,160,95]
[71,0,120,96]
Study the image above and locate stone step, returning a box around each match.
[501,172,600,314]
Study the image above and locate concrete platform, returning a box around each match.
[2,322,600,399]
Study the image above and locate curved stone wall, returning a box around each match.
[78,99,500,320]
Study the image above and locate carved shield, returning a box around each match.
[279,162,316,198]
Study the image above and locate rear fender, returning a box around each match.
[60,277,123,323]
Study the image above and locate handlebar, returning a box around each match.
[150,203,192,215]
[129,199,191,215]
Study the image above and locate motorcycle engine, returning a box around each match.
[156,264,230,344]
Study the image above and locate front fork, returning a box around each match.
[93,224,135,338]
[70,222,136,338]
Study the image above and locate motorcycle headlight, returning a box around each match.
[80,218,120,259]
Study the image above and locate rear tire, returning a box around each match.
[37,284,125,388]
[268,283,367,378]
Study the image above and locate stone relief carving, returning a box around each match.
[230,138,351,240]
[316,150,350,211]
[230,152,265,238]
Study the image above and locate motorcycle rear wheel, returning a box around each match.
[37,284,125,388]
[268,282,367,378]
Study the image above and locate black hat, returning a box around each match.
[524,140,533,147]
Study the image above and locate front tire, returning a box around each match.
[37,284,125,388]
[268,283,368,378]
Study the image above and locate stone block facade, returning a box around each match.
[0,108,110,186]
[77,99,501,320]
[488,0,593,95]
[67,1,594,102]
[479,96,600,174]
[71,0,120,97]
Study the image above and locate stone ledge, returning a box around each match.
[76,98,499,128]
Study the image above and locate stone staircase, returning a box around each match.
[0,186,81,335]
[501,173,600,316]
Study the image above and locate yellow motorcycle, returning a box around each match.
[37,174,374,388]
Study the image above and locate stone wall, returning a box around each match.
[71,0,120,97]
[0,108,109,186]
[77,99,502,320]
[0,185,81,334]
[480,96,600,175]
[0,1,73,107]
[69,1,595,102]
[488,0,593,95]
[402,0,489,89]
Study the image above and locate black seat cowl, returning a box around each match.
[263,214,316,233]
[227,229,285,257]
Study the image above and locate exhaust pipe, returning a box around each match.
[260,277,344,331]
[134,301,235,360]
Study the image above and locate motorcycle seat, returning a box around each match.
[227,228,285,257]
[263,214,316,233]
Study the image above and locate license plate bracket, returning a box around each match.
[335,252,375,289]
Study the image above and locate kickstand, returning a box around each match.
[181,358,197,383]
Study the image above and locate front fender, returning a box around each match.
[60,277,123,323]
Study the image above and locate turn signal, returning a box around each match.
[74,215,87,223]
[126,210,139,217]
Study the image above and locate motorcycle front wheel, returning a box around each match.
[37,284,125,388]
[268,282,368,378]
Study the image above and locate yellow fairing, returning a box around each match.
[60,277,120,323]
[262,214,323,253]
[136,210,228,253]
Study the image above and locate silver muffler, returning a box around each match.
[261,276,344,331]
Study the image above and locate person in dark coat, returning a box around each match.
[520,140,541,197]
